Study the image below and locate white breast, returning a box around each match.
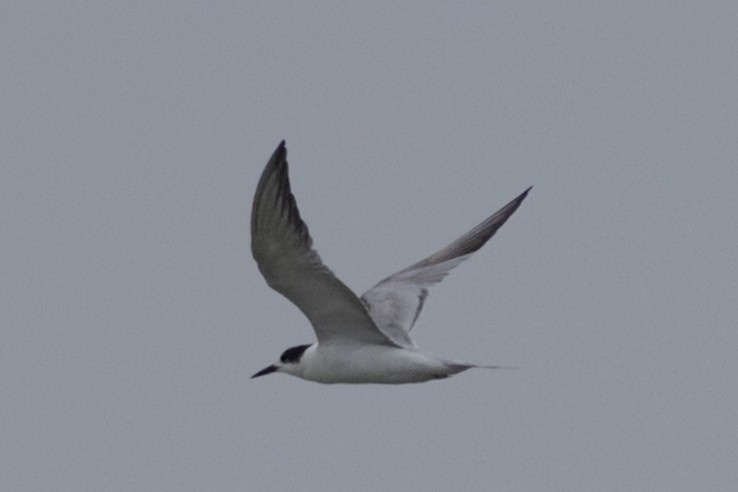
[296,343,469,384]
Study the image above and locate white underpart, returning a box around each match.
[280,344,472,384]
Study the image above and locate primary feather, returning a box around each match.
[360,187,531,344]
[251,141,531,350]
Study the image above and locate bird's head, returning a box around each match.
[251,343,312,379]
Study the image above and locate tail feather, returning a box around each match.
[449,362,518,372]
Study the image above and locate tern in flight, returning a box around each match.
[251,141,531,384]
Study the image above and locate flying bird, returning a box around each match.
[251,141,530,384]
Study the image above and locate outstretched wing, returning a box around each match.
[251,141,402,347]
[360,187,531,340]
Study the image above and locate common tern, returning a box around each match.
[251,141,530,384]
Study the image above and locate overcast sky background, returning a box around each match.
[2,2,737,491]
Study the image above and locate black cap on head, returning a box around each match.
[280,344,311,364]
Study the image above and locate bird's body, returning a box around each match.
[250,141,530,384]
[275,343,473,384]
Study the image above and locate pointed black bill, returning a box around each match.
[251,364,278,378]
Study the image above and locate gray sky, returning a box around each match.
[2,2,737,491]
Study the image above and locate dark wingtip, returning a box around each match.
[511,186,533,206]
[274,140,287,160]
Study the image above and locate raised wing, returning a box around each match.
[251,141,401,347]
[361,187,531,339]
